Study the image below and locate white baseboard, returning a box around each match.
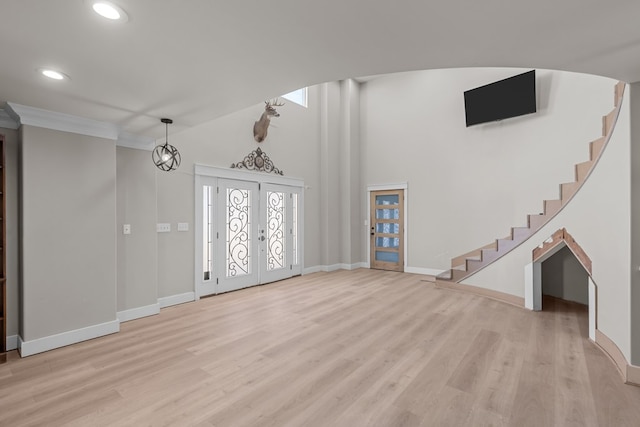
[303,265,324,274]
[117,303,160,323]
[18,319,120,357]
[158,292,195,308]
[349,262,368,270]
[303,263,367,275]
[6,335,18,351]
[404,266,446,276]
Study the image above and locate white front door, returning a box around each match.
[195,170,304,298]
[259,184,302,284]
[217,179,259,293]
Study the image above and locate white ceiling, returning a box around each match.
[1,0,640,141]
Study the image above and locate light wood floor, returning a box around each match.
[1,269,640,426]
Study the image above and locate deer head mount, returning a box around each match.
[253,99,284,142]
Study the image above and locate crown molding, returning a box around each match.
[0,107,19,129]
[117,132,155,151]
[5,102,155,149]
[5,102,119,140]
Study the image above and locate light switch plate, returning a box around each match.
[157,223,171,233]
[123,224,131,235]
[177,222,189,232]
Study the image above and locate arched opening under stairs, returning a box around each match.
[525,228,596,341]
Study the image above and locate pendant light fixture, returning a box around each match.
[152,118,181,172]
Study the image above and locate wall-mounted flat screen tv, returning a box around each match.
[464,70,536,127]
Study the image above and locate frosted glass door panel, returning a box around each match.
[375,251,399,263]
[196,177,219,298]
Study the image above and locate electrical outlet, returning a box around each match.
[157,223,171,233]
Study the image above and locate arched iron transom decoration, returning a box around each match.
[230,147,283,175]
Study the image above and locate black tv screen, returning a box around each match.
[464,70,536,127]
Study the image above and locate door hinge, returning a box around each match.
[259,183,261,191]
[217,187,219,194]
[217,231,219,239]
[290,265,293,270]
[216,278,219,284]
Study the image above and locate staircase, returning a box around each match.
[437,81,626,283]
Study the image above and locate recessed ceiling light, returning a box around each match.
[89,1,128,22]
[38,68,70,81]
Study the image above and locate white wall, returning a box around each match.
[116,147,158,317]
[20,125,117,343]
[361,68,617,271]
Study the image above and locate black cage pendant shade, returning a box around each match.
[152,118,181,171]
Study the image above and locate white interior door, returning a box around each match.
[217,179,259,293]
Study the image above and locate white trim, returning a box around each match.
[117,303,160,323]
[195,164,304,187]
[0,108,19,129]
[367,182,408,192]
[524,262,534,310]
[6,335,18,351]
[328,264,344,272]
[404,266,446,276]
[194,175,215,300]
[342,262,367,271]
[117,132,155,151]
[18,320,120,357]
[589,278,596,341]
[302,263,367,274]
[303,265,325,274]
[6,102,119,140]
[158,292,195,308]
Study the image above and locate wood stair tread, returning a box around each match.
[575,160,594,182]
[590,137,606,160]
[543,199,562,216]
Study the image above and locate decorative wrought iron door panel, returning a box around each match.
[266,190,286,271]
[217,179,259,293]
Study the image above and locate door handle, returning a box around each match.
[259,235,265,241]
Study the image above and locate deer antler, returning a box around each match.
[269,98,285,107]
